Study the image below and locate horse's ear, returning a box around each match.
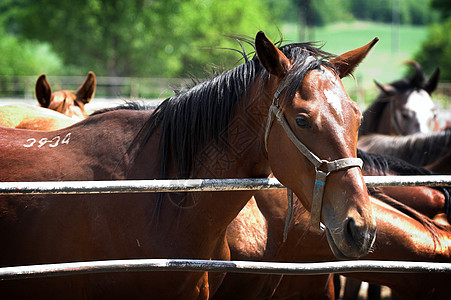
[255,31,291,77]
[76,71,96,104]
[329,37,379,78]
[425,68,440,94]
[35,74,52,108]
[374,80,396,96]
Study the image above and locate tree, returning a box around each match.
[3,0,281,77]
[414,1,451,80]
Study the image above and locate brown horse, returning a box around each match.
[214,149,451,299]
[359,61,439,137]
[35,71,96,120]
[0,32,376,298]
[214,186,451,300]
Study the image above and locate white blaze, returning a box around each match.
[405,90,435,133]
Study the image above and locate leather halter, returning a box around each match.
[264,61,363,233]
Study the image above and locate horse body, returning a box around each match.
[0,72,96,131]
[215,150,451,299]
[215,187,451,300]
[35,71,96,120]
[0,32,376,298]
[0,104,76,130]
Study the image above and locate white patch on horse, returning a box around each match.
[324,89,343,122]
[320,68,344,122]
[405,90,435,133]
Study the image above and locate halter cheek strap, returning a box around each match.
[265,101,363,235]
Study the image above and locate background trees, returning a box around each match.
[0,0,280,77]
[415,0,451,80]
[0,0,446,79]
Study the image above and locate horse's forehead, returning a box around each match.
[405,89,435,111]
[52,91,75,104]
[310,67,355,122]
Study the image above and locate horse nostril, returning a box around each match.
[344,218,360,245]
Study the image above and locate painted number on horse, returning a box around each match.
[23,133,71,148]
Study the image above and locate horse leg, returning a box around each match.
[342,278,361,300]
[367,283,381,300]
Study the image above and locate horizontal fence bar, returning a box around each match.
[0,175,450,195]
[1,259,451,281]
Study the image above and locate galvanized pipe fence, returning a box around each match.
[1,175,451,195]
[1,174,451,280]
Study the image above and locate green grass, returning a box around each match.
[282,21,428,105]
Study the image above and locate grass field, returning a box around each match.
[282,21,429,105]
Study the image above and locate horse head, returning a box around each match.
[35,71,96,120]
[371,61,439,135]
[256,31,377,259]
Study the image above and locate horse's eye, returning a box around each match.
[401,110,413,119]
[295,115,311,129]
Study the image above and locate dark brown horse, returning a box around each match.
[35,71,96,120]
[358,128,451,173]
[359,61,439,137]
[0,32,376,298]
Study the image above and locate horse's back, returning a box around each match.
[0,104,77,130]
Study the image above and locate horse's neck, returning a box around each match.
[127,81,275,236]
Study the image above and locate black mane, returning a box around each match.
[128,41,335,180]
[357,148,433,176]
[358,128,451,167]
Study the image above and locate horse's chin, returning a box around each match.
[325,228,356,260]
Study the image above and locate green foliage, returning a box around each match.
[3,0,280,77]
[279,0,437,26]
[349,0,437,25]
[415,18,451,81]
[0,28,62,76]
[431,0,451,19]
[312,0,354,26]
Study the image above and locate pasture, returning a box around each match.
[283,21,429,105]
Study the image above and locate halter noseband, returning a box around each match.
[264,60,363,234]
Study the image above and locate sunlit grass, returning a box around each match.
[282,21,428,105]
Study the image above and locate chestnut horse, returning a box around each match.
[214,185,451,300]
[359,61,439,137]
[0,32,376,298]
[35,71,96,120]
[0,72,96,131]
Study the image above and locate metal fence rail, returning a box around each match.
[1,259,451,281]
[1,175,451,195]
[1,175,451,280]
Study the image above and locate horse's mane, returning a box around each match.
[359,61,431,137]
[357,148,434,176]
[108,39,335,180]
[91,101,154,115]
[358,128,451,167]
